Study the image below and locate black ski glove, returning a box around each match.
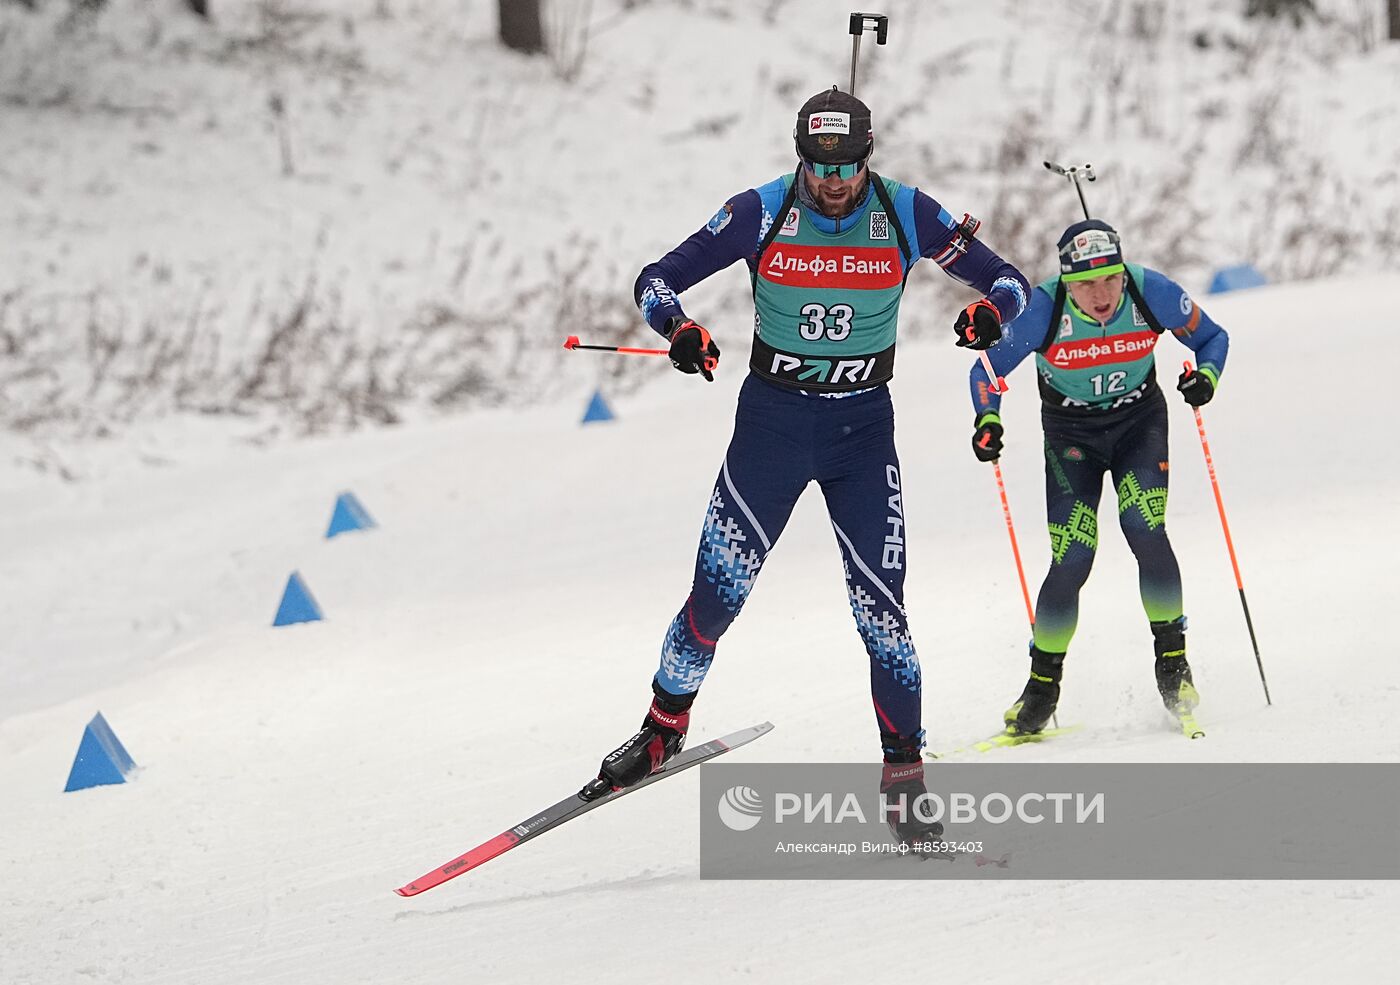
[666,317,721,382]
[954,298,1002,351]
[972,412,1004,462]
[1177,367,1216,407]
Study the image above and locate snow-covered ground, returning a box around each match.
[2,273,1396,984]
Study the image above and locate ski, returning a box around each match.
[1173,708,1205,739]
[925,723,1083,760]
[929,705,1203,759]
[1165,681,1205,739]
[393,721,774,897]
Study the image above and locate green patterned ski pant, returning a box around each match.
[1032,388,1182,654]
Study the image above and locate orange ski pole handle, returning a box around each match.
[563,335,668,357]
[1182,360,1272,705]
[979,350,1008,394]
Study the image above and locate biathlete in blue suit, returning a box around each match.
[581,87,1029,846]
[967,218,1229,733]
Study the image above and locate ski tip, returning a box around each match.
[721,722,776,750]
[563,335,580,350]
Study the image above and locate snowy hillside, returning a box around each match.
[2,274,1396,984]
[2,0,1398,451]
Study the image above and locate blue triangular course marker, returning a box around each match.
[1208,264,1267,294]
[64,711,136,793]
[325,491,376,539]
[581,388,614,424]
[273,570,323,626]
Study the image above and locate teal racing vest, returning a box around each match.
[1033,263,1166,410]
[748,173,912,392]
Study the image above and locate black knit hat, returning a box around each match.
[794,87,873,164]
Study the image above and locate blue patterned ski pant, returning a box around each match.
[653,374,922,743]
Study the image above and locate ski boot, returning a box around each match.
[580,686,692,801]
[1003,645,1065,735]
[1152,618,1199,713]
[880,732,944,849]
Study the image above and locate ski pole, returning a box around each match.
[1043,160,1096,220]
[992,459,1034,628]
[847,12,889,95]
[979,351,1007,394]
[563,335,668,357]
[1182,360,1272,706]
[991,455,1058,729]
[972,332,1039,723]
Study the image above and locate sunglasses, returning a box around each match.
[802,157,867,180]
